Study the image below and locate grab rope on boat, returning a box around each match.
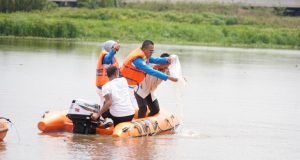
[0,117,11,123]
[151,121,160,136]
[165,114,176,133]
[0,117,21,143]
[132,121,144,136]
[170,114,176,133]
[155,119,175,135]
[130,116,177,137]
[131,120,157,137]
[144,120,151,136]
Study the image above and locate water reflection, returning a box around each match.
[0,142,6,155]
[53,133,179,160]
[0,38,77,51]
[63,134,158,160]
[111,137,156,160]
[0,38,100,57]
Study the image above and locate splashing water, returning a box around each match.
[168,55,186,129]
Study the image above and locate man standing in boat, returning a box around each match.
[92,66,135,126]
[120,40,177,85]
[120,40,178,117]
[96,40,120,107]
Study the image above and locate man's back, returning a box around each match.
[102,77,135,117]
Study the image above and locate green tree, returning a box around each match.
[0,0,51,12]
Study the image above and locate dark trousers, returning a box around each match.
[134,92,160,118]
[102,111,134,126]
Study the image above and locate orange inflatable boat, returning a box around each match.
[38,109,180,138]
[0,118,9,141]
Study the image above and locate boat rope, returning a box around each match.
[149,120,158,136]
[130,116,177,137]
[166,115,176,132]
[156,120,171,134]
[165,115,176,133]
[41,111,49,119]
[131,120,156,137]
[151,120,158,131]
[151,121,160,136]
[140,120,148,135]
[0,117,11,123]
[144,120,152,136]
[143,122,149,136]
[170,114,176,133]
[0,117,21,143]
[132,121,143,136]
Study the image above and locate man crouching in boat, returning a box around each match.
[92,66,135,126]
[135,53,172,118]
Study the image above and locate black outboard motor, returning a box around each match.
[67,99,100,134]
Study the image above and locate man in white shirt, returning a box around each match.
[134,53,171,118]
[92,66,135,126]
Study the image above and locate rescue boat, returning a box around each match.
[0,118,9,141]
[37,109,180,138]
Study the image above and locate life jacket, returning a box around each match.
[96,50,119,88]
[120,48,147,85]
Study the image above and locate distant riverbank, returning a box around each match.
[0,6,299,49]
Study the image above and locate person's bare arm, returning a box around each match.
[91,94,112,120]
[168,76,178,82]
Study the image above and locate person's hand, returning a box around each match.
[91,112,100,121]
[168,76,178,82]
[153,64,159,70]
[166,57,172,64]
[165,68,170,75]
[113,41,120,52]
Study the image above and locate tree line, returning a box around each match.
[0,0,118,12]
[0,0,50,12]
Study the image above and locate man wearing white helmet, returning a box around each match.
[96,40,120,107]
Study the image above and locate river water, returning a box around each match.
[0,39,300,160]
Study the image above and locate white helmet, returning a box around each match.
[102,40,116,52]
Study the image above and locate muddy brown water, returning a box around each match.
[0,39,300,160]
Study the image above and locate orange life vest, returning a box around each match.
[96,50,119,88]
[120,48,147,85]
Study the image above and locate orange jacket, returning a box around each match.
[96,50,119,88]
[120,48,147,85]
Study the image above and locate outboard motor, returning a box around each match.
[67,99,100,134]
